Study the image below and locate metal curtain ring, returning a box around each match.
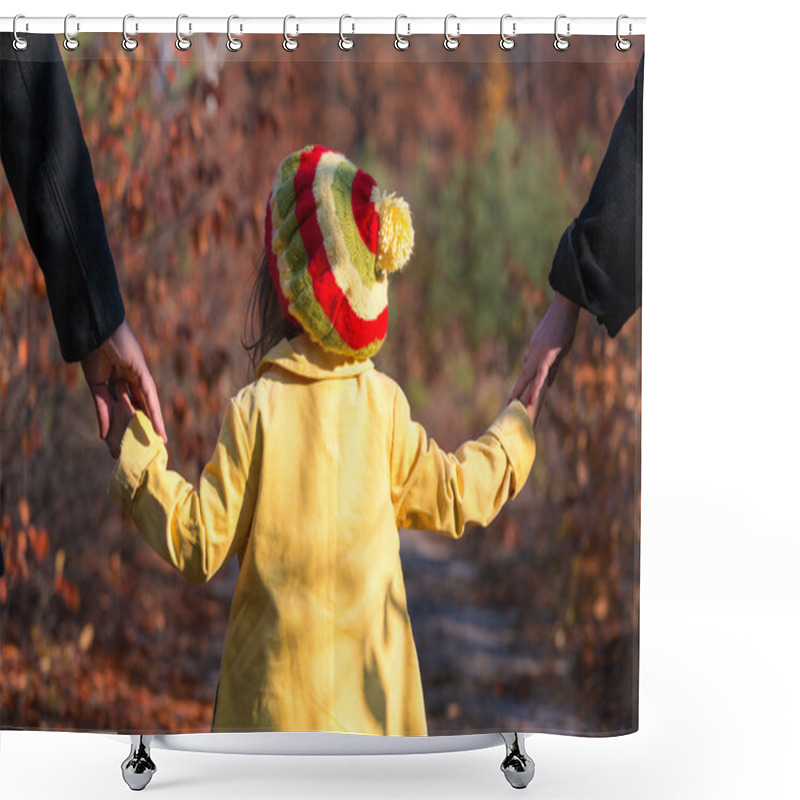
[227,15,243,51]
[283,15,299,51]
[339,14,354,51]
[616,14,632,51]
[443,14,460,51]
[122,14,138,51]
[12,15,28,51]
[394,15,410,51]
[176,14,192,50]
[499,14,515,51]
[64,14,79,51]
[554,14,570,51]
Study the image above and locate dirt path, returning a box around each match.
[400,528,577,733]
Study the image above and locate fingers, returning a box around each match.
[105,402,128,459]
[125,371,166,442]
[514,379,534,409]
[104,381,137,459]
[138,371,167,442]
[112,379,133,410]
[512,345,552,405]
[510,357,536,402]
[120,390,137,416]
[84,320,166,446]
[121,373,166,443]
[114,325,168,442]
[546,358,562,387]
[511,343,549,402]
[88,382,114,440]
[523,375,550,429]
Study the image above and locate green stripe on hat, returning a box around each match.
[277,148,306,186]
[330,161,383,299]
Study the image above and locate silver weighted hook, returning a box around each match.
[616,15,632,51]
[499,14,515,51]
[12,15,28,51]
[122,14,138,51]
[444,14,460,51]
[283,15,299,51]
[64,14,79,51]
[394,15,410,51]
[227,15,243,52]
[339,14,354,51]
[554,14,570,51]
[176,14,192,51]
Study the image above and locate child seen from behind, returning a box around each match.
[106,146,541,736]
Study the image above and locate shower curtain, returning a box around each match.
[1,27,642,738]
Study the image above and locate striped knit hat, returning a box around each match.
[265,145,414,361]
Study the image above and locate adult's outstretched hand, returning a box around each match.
[511,293,581,415]
[80,319,166,445]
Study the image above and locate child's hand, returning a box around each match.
[105,381,136,459]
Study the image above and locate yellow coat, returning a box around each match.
[109,334,536,736]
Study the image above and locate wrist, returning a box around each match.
[553,292,580,317]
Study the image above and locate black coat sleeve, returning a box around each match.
[549,55,643,338]
[1,33,124,363]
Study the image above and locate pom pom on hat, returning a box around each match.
[376,192,414,275]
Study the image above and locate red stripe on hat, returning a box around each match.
[294,148,388,350]
[351,169,379,254]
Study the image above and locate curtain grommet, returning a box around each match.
[444,14,460,51]
[12,15,28,51]
[616,15,632,51]
[122,14,139,51]
[394,15,410,51]
[64,13,80,51]
[499,14,515,51]
[554,14,570,51]
[339,14,355,51]
[283,15,299,51]
[227,15,243,52]
[176,14,192,51]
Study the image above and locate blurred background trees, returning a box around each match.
[1,35,641,734]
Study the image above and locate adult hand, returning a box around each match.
[511,292,581,413]
[520,379,549,430]
[104,381,137,459]
[80,319,166,444]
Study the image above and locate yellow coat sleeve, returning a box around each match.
[108,402,256,584]
[390,391,536,538]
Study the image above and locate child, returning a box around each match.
[107,146,541,736]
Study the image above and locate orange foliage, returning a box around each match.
[1,34,642,734]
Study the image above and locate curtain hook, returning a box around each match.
[499,14,515,51]
[394,15,410,51]
[443,14,460,51]
[64,14,80,51]
[616,14,632,51]
[122,14,138,51]
[176,14,192,50]
[227,15,243,51]
[339,14,355,51]
[283,15,299,51]
[554,14,570,51]
[12,15,28,51]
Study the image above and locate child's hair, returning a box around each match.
[243,253,297,373]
